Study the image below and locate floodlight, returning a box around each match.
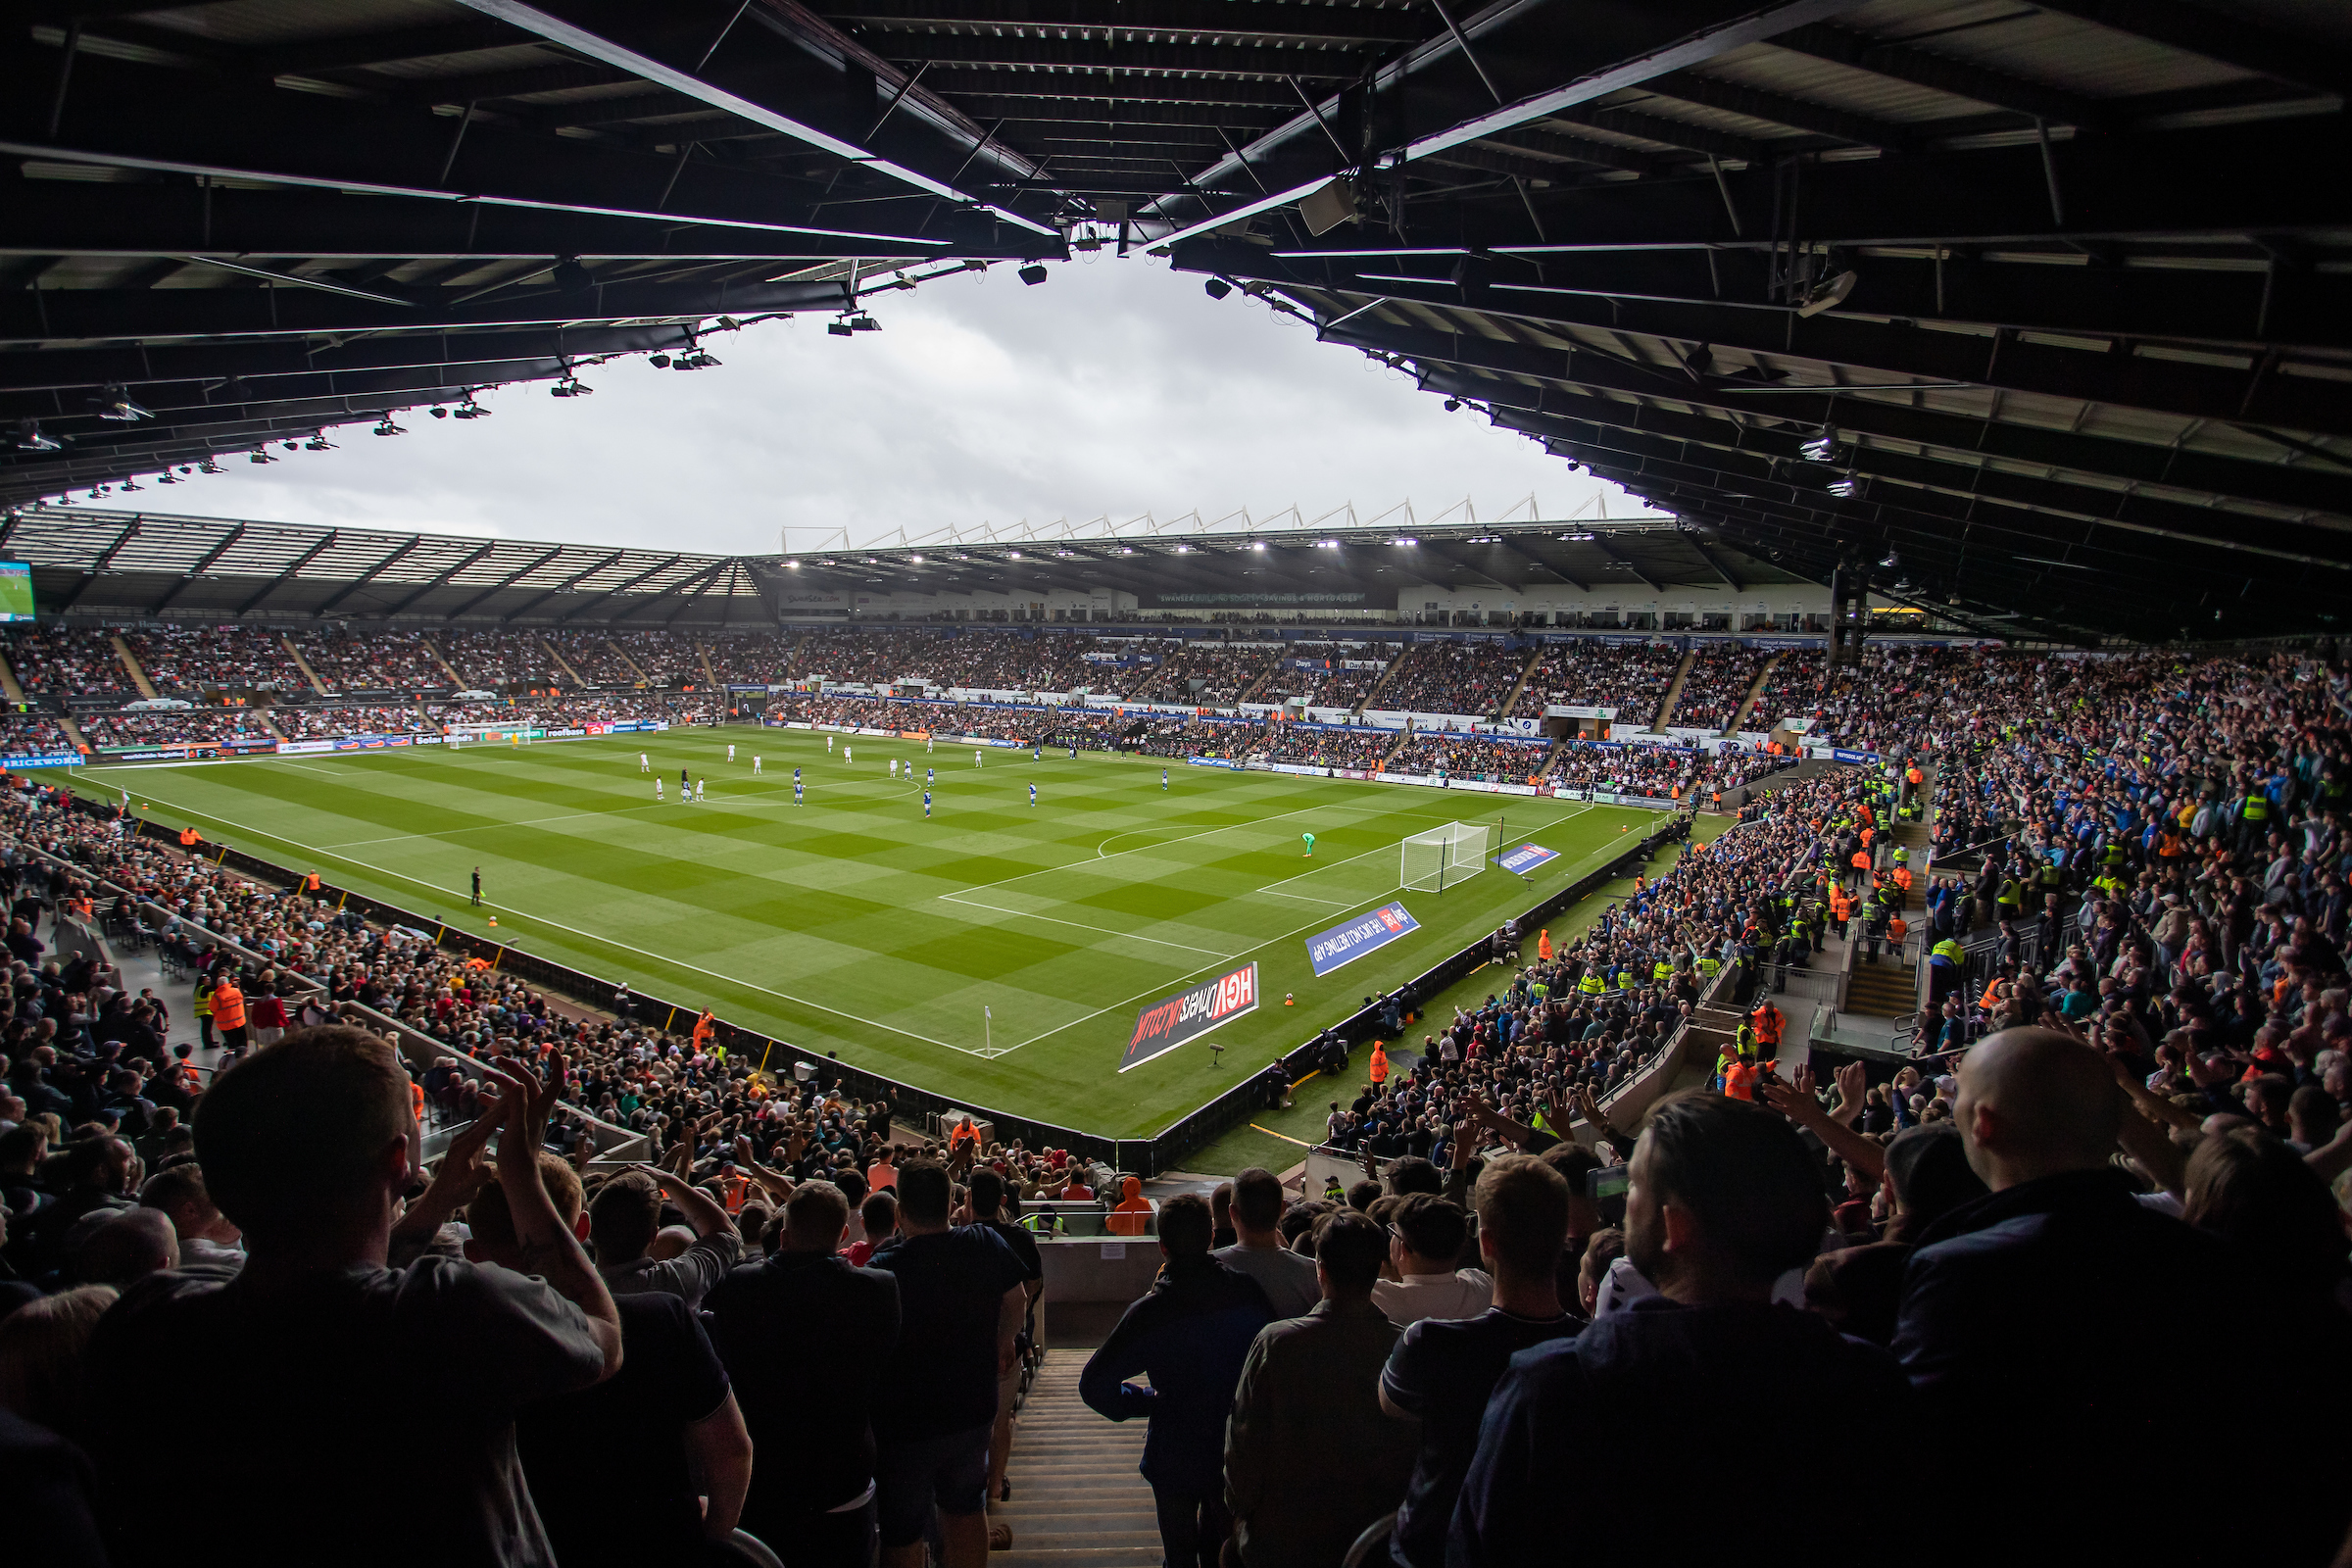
[1797,270,1858,318]
[1827,477,1858,499]
[429,406,449,417]
[1799,428,1838,464]
[95,387,152,421]
[649,353,671,368]
[1018,264,1049,285]
[1204,278,1233,300]
[1444,398,1461,412]
[828,320,854,336]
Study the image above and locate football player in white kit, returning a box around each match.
[827,734,835,754]
[752,756,761,774]
[973,749,983,767]
[655,777,663,800]
[696,778,707,801]
[844,744,853,764]
[727,743,736,762]
[890,759,899,779]
[639,753,650,773]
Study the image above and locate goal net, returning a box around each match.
[1400,820,1493,894]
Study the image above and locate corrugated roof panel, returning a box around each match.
[299,536,421,580]
[370,536,493,583]
[358,44,568,82]
[1702,41,2004,122]
[445,542,560,585]
[1916,11,2253,97]
[136,0,466,49]
[206,525,355,575]
[107,522,244,572]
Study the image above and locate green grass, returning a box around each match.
[1180,811,1740,1175]
[70,728,1668,1139]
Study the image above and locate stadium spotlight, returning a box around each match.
[198,458,223,474]
[372,417,406,436]
[1018,264,1050,285]
[909,555,923,564]
[1251,541,1266,552]
[1443,398,1461,412]
[786,560,800,569]
[847,317,879,333]
[1827,476,1858,498]
[1173,544,1190,554]
[1203,278,1233,300]
[648,353,671,368]
[828,319,854,336]
[283,440,300,450]
[248,449,275,464]
[1799,427,1838,464]
[1797,269,1858,318]
[8,420,62,452]
[157,470,179,484]
[87,487,107,499]
[94,386,152,421]
[429,406,449,417]
[119,476,143,491]
[1393,537,1418,546]
[1006,550,1022,559]
[1880,548,1900,568]
[306,435,337,451]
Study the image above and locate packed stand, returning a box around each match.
[623,629,716,686]
[4,628,132,697]
[118,625,306,696]
[1663,645,1760,733]
[1387,733,1554,781]
[273,705,426,740]
[437,629,564,691]
[289,628,448,693]
[0,714,79,756]
[545,633,639,687]
[76,711,276,750]
[1130,715,1264,760]
[1094,639,1230,702]
[1261,725,1395,772]
[701,633,795,687]
[1509,640,1682,721]
[1260,643,1397,710]
[1375,642,1527,718]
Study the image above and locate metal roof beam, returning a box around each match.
[1682,533,1744,591]
[442,545,566,621]
[447,0,1062,234]
[315,536,433,615]
[2025,0,2352,100]
[150,522,247,612]
[0,48,1035,256]
[555,555,697,622]
[383,540,502,616]
[827,0,1432,42]
[865,34,1372,76]
[1768,24,2109,128]
[0,274,863,349]
[237,531,339,614]
[1318,312,2352,516]
[503,549,627,621]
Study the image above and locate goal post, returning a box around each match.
[1400,820,1494,894]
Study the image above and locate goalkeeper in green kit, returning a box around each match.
[1301,831,1315,858]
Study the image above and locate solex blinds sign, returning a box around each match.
[1121,961,1260,1073]
[1305,902,1422,978]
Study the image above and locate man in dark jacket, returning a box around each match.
[706,1179,903,1567]
[1079,1193,1273,1568]
[1893,1027,2350,1566]
[1452,1094,1911,1568]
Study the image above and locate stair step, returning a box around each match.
[1004,1531,1163,1548]
[992,1550,1165,1567]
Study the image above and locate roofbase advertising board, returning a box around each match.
[1121,962,1258,1072]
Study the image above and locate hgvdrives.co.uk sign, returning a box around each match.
[1120,961,1258,1073]
[1304,902,1421,978]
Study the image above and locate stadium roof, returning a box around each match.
[2,0,2348,644]
[0,505,769,625]
[0,501,1815,626]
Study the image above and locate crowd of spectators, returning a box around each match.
[1544,741,1790,802]
[119,626,306,696]
[1260,644,1396,711]
[1130,716,1265,760]
[0,715,78,756]
[1146,641,1275,705]
[2,643,2347,1568]
[289,628,448,692]
[4,630,132,698]
[1374,643,1526,718]
[1385,734,1553,781]
[1509,640,1683,720]
[1663,645,1761,733]
[273,705,427,740]
[76,712,273,751]
[1261,725,1395,772]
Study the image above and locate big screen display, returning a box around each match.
[0,563,33,622]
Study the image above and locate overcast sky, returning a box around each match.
[153,252,1640,554]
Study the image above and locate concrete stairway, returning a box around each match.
[1844,954,1918,1020]
[1495,644,1544,720]
[110,633,159,699]
[608,638,651,684]
[0,650,26,703]
[1351,645,1413,718]
[281,634,331,695]
[992,1355,1158,1567]
[1645,647,1695,731]
[1725,652,1783,735]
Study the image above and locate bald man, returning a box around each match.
[1892,1029,2347,1567]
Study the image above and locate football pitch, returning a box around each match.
[70,728,1668,1138]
